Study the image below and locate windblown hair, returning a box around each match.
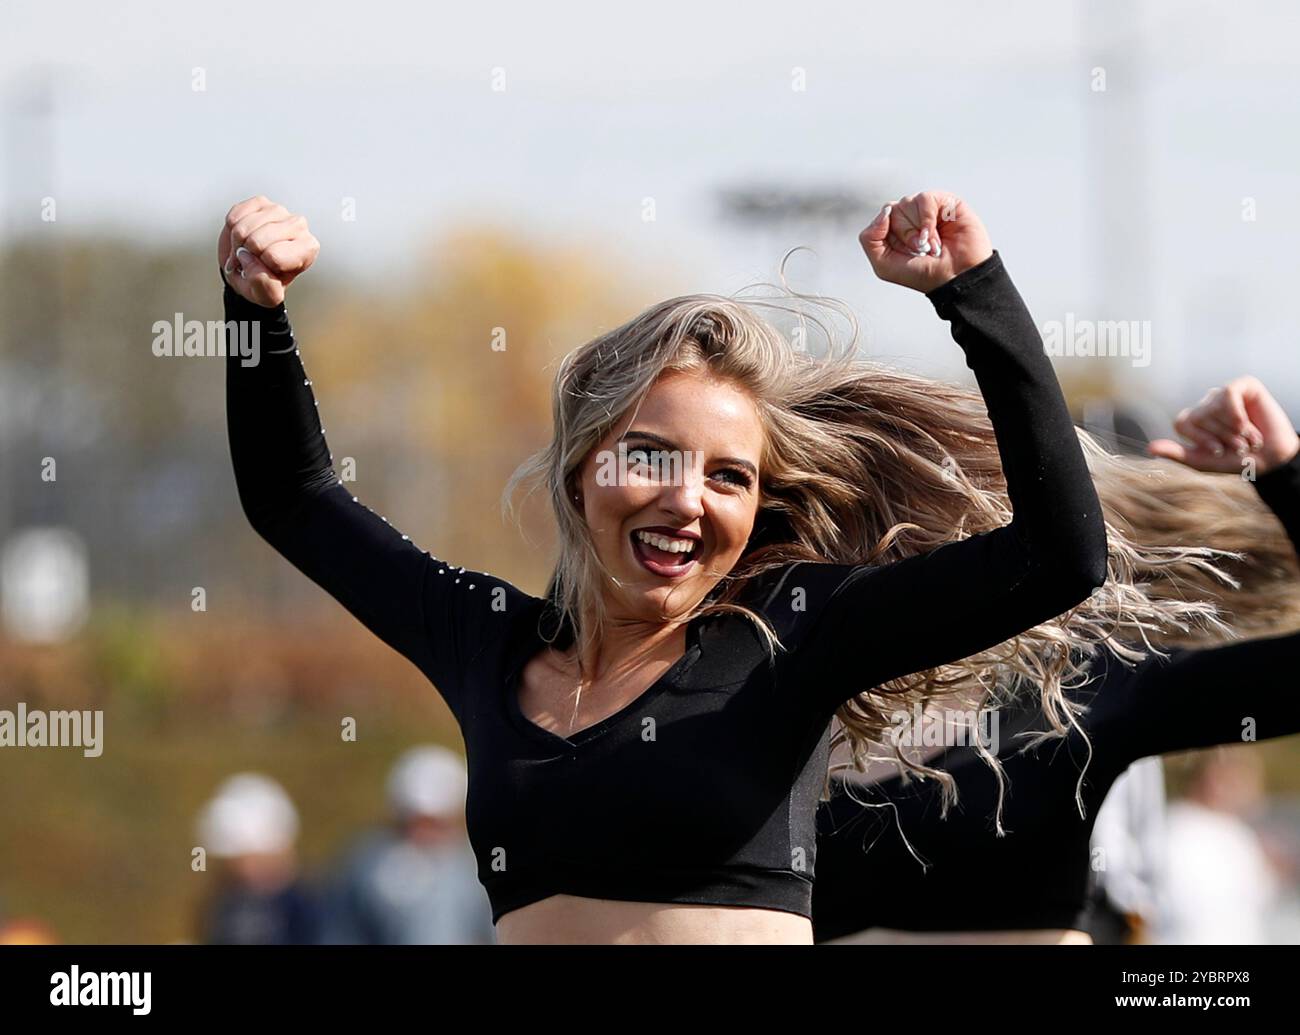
[503,261,1300,820]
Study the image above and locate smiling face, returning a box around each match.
[574,368,765,623]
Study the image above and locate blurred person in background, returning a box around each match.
[1082,757,1168,944]
[1158,748,1281,944]
[194,772,324,945]
[323,746,495,945]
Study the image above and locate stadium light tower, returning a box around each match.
[714,183,881,295]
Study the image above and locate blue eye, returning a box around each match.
[713,468,753,488]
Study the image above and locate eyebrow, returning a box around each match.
[619,430,759,479]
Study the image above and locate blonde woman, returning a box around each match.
[813,376,1300,945]
[219,189,1112,944]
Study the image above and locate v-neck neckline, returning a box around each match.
[503,610,705,750]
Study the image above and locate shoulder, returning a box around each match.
[425,557,534,596]
[738,560,879,643]
[424,558,543,624]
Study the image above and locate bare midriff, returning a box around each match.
[825,927,1094,945]
[496,895,815,945]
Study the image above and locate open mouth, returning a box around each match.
[629,528,700,579]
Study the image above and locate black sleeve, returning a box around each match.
[222,272,531,723]
[1104,448,1300,758]
[1105,628,1300,757]
[780,251,1109,714]
[1254,444,1300,554]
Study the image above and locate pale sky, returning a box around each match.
[5,0,1300,412]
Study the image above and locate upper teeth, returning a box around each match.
[636,530,696,554]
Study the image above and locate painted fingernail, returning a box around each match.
[932,239,941,257]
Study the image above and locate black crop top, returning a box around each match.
[811,449,1300,940]
[223,250,1108,924]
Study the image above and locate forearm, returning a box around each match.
[1119,627,1300,757]
[1253,447,1300,558]
[224,271,337,541]
[926,251,1109,596]
[221,270,448,688]
[791,257,1110,707]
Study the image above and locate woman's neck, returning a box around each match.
[573,609,690,683]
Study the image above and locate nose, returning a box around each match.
[655,456,706,523]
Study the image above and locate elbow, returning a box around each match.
[1063,549,1109,603]
[1014,509,1108,617]
[232,465,332,546]
[1049,520,1109,607]
[232,476,285,545]
[237,495,275,544]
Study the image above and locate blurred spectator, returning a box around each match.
[1083,757,1168,943]
[195,773,324,944]
[1157,749,1281,944]
[323,746,494,945]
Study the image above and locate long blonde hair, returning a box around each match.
[503,270,1300,813]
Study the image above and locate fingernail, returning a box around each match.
[932,239,941,257]
[235,246,254,265]
[883,204,892,220]
[223,254,236,275]
[918,228,929,244]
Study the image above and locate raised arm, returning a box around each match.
[788,192,1108,713]
[1106,378,1300,758]
[220,196,528,722]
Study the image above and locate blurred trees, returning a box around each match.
[0,224,647,613]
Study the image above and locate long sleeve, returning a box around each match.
[1104,448,1300,761]
[222,272,530,722]
[784,251,1109,714]
[1253,443,1300,554]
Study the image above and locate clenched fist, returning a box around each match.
[1148,376,1300,474]
[859,190,994,294]
[218,196,320,308]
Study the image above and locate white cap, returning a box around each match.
[196,773,300,857]
[386,746,467,820]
